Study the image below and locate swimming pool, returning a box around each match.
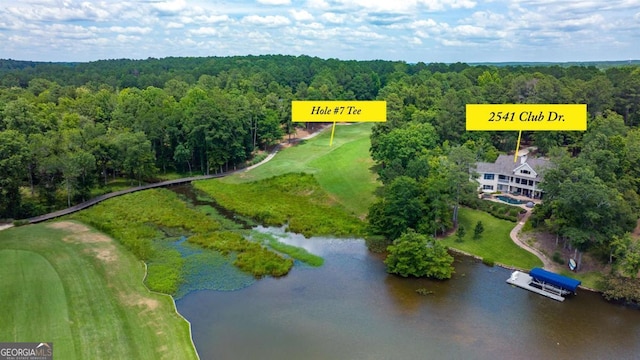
[495,195,526,205]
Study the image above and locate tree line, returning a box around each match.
[365,59,640,281]
[1,56,640,269]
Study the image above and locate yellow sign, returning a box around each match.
[292,101,386,123]
[466,104,587,131]
[292,100,386,146]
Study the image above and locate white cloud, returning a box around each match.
[193,15,230,24]
[109,26,153,34]
[30,24,96,39]
[166,22,184,29]
[290,9,314,22]
[0,0,637,63]
[321,12,348,24]
[6,1,113,22]
[190,27,218,36]
[152,0,187,14]
[257,0,291,4]
[306,0,330,9]
[242,15,291,27]
[115,34,141,43]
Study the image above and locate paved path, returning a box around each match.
[509,210,554,269]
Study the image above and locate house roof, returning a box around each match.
[477,155,550,181]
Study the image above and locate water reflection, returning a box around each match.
[176,227,640,360]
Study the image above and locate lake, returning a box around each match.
[176,227,640,360]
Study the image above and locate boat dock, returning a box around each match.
[506,271,565,302]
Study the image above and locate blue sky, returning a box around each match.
[0,0,638,63]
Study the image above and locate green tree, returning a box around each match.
[367,176,424,240]
[385,230,454,279]
[474,221,484,240]
[0,130,29,218]
[455,225,466,243]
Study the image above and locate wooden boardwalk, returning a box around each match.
[26,173,229,224]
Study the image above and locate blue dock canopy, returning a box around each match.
[529,268,581,292]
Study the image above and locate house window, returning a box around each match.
[515,178,521,184]
[498,175,508,180]
[483,173,495,180]
[528,180,534,186]
[521,169,531,175]
[483,185,494,190]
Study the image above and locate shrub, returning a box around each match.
[482,258,495,267]
[473,221,484,240]
[12,219,29,227]
[385,230,454,279]
[552,251,564,265]
[602,275,640,305]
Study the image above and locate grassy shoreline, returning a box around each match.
[441,207,543,270]
[0,222,198,359]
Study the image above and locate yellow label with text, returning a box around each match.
[292,101,386,122]
[466,104,587,131]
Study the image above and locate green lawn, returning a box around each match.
[441,207,543,270]
[0,222,198,360]
[225,123,378,218]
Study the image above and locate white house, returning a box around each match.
[476,154,550,199]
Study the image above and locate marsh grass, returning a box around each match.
[222,123,378,218]
[194,173,366,238]
[250,231,324,267]
[70,188,294,293]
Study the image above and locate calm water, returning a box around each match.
[176,227,640,360]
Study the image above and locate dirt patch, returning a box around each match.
[49,221,111,244]
[280,124,330,148]
[83,247,118,263]
[120,293,160,313]
[48,221,91,233]
[632,219,640,239]
[50,221,117,263]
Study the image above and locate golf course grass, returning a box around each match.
[226,123,378,218]
[0,222,198,360]
[441,207,543,270]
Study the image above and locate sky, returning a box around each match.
[0,0,639,63]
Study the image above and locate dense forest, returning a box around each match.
[1,55,640,284]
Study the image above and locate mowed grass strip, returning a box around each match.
[226,123,378,218]
[441,207,543,270]
[0,222,197,360]
[0,250,75,356]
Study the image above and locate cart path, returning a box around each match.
[18,125,331,225]
[509,210,554,270]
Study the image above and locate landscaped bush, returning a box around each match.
[462,197,519,222]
